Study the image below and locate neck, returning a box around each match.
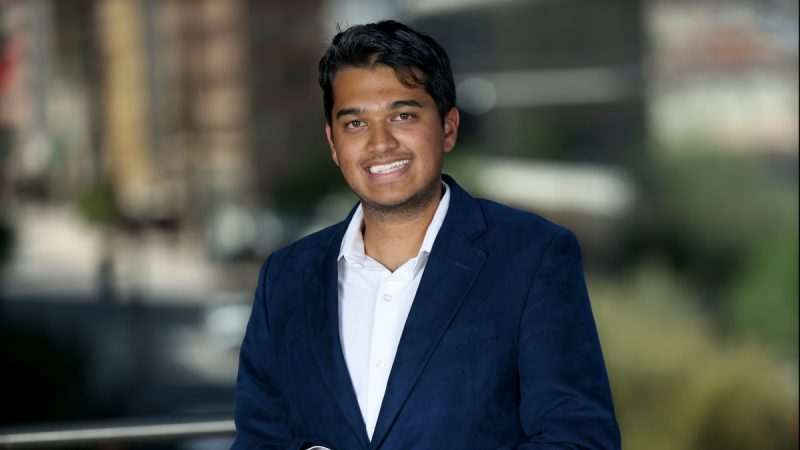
[361,187,442,272]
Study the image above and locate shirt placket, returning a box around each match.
[364,276,401,437]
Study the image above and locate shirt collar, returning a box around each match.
[338,181,451,275]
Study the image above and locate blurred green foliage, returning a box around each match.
[621,151,798,356]
[75,182,118,224]
[591,267,797,450]
[484,111,567,159]
[272,155,350,216]
[727,226,799,355]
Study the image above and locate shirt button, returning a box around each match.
[382,293,392,302]
[375,359,385,368]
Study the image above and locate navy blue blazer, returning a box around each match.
[233,176,620,449]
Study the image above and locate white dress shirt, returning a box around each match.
[336,183,450,441]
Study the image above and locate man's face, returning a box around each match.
[325,65,459,215]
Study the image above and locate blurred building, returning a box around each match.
[1,0,260,301]
[97,0,255,228]
[646,0,798,154]
[410,0,646,163]
[0,0,797,295]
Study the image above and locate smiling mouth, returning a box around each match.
[366,159,411,174]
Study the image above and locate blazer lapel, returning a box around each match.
[305,221,371,448]
[369,177,488,448]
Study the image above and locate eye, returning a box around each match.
[394,112,414,121]
[345,120,364,129]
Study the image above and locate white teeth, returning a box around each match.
[367,160,410,174]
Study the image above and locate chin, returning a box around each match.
[361,185,440,216]
[360,194,410,211]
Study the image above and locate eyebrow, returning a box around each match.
[334,99,424,120]
[335,107,362,120]
[389,99,423,109]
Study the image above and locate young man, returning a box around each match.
[233,20,620,450]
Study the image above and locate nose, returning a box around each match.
[367,122,398,154]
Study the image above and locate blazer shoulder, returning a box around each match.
[474,197,573,243]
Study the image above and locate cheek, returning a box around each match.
[405,129,444,157]
[333,149,362,178]
[330,138,356,165]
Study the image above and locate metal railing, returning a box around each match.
[0,417,235,449]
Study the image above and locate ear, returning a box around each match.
[442,107,460,153]
[325,123,340,166]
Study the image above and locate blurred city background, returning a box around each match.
[0,0,797,449]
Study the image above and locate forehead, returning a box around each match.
[332,66,430,108]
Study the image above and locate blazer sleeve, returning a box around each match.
[517,229,621,450]
[232,256,315,450]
